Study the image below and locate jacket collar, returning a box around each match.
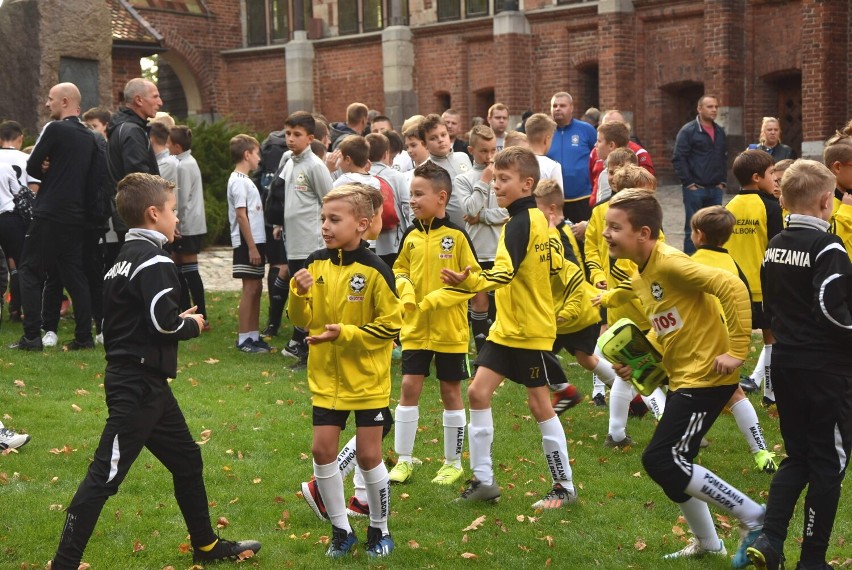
[506,195,536,216]
[126,227,168,248]
[413,215,449,233]
[787,214,829,232]
[329,241,370,265]
[291,146,314,164]
[696,244,729,254]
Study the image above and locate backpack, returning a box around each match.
[255,130,287,199]
[86,134,113,227]
[375,175,400,231]
[263,156,289,226]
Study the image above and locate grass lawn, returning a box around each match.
[1,291,850,569]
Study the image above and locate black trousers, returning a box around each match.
[52,364,217,569]
[18,219,92,341]
[42,228,104,334]
[763,367,852,565]
[642,384,736,502]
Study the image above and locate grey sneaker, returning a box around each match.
[455,479,500,503]
[604,434,636,448]
[0,427,30,451]
[662,537,727,560]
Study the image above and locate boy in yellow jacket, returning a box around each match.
[289,185,403,558]
[388,162,480,487]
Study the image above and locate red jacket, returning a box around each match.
[589,141,655,206]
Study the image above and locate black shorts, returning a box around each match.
[401,349,471,381]
[752,301,770,330]
[232,241,267,279]
[553,323,599,356]
[475,341,567,388]
[312,406,393,430]
[264,225,286,265]
[172,234,203,254]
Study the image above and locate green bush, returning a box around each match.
[184,118,264,246]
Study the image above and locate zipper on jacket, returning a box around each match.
[330,249,342,409]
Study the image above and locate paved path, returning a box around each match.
[197,184,717,291]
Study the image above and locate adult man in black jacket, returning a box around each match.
[11,82,102,350]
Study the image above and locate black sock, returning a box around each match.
[9,268,20,312]
[182,263,207,319]
[176,265,191,311]
[470,310,489,352]
[267,269,289,328]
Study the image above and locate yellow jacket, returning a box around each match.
[725,190,783,302]
[421,196,558,350]
[289,243,402,410]
[600,241,751,391]
[550,233,600,334]
[830,189,852,262]
[394,217,479,352]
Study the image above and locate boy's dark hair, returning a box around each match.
[732,149,773,187]
[284,111,316,136]
[385,130,404,156]
[338,135,370,167]
[149,121,170,145]
[366,133,389,163]
[372,115,393,129]
[310,139,327,159]
[116,172,174,227]
[597,121,630,148]
[608,188,663,239]
[82,107,111,126]
[346,103,369,126]
[493,146,540,191]
[413,161,452,199]
[418,113,445,140]
[690,205,735,247]
[229,134,260,164]
[168,125,192,152]
[0,120,23,142]
[313,116,329,142]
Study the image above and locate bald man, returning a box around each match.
[11,82,103,350]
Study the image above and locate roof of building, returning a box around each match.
[111,0,164,45]
[127,0,209,15]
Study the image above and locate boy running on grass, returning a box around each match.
[600,189,764,566]
[50,173,260,569]
[424,146,577,509]
[289,185,402,558]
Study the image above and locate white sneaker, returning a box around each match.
[95,332,104,345]
[42,331,58,347]
[662,537,727,559]
[0,426,31,450]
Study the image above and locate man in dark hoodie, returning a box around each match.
[106,78,162,248]
[329,102,369,151]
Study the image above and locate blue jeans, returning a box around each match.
[682,185,723,253]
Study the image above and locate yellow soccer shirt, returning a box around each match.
[549,231,600,334]
[725,190,783,302]
[628,242,751,391]
[830,189,852,262]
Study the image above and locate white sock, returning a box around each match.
[763,345,774,400]
[249,330,259,341]
[361,462,390,534]
[750,345,767,386]
[640,387,667,421]
[353,467,367,503]
[394,405,419,464]
[684,463,765,530]
[592,355,616,388]
[314,460,350,532]
[238,332,251,344]
[608,377,633,441]
[443,409,466,467]
[731,399,767,453]
[549,382,569,393]
[539,416,573,490]
[469,408,494,485]
[678,497,722,551]
[337,436,358,479]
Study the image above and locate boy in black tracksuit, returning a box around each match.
[51,173,260,569]
[749,160,852,570]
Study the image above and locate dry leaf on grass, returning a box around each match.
[216,516,230,528]
[634,539,647,551]
[132,540,145,552]
[71,404,82,413]
[462,515,486,531]
[461,553,478,559]
[408,539,420,549]
[204,358,220,364]
[13,379,25,388]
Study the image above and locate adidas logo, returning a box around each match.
[374,411,384,422]
[316,276,325,284]
[408,243,415,250]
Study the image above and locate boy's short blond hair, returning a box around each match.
[352,183,383,214]
[606,147,638,172]
[504,131,528,147]
[401,114,425,135]
[322,184,375,221]
[468,125,495,148]
[608,188,663,239]
[610,164,657,193]
[116,173,175,227]
[690,205,735,247]
[773,158,795,175]
[523,113,556,145]
[533,178,562,207]
[823,130,852,166]
[493,146,540,191]
[229,134,259,164]
[780,159,836,212]
[597,121,629,148]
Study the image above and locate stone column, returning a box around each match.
[493,10,531,128]
[285,30,315,113]
[597,0,635,115]
[800,0,849,159]
[382,25,416,129]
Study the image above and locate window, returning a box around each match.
[363,0,382,32]
[339,0,408,35]
[339,0,358,35]
[466,0,487,17]
[438,0,461,21]
[245,0,313,46]
[438,0,508,22]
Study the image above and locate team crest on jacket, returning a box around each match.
[348,273,367,302]
[650,281,664,301]
[439,236,455,259]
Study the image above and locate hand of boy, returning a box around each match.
[306,324,341,345]
[463,213,480,225]
[480,163,494,185]
[595,281,607,289]
[591,294,602,307]
[441,266,471,285]
[325,149,341,173]
[273,226,283,240]
[612,361,633,380]
[180,306,205,332]
[249,246,261,265]
[712,353,744,375]
[571,221,587,240]
[842,192,852,207]
[293,268,314,295]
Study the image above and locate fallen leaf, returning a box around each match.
[49,504,64,511]
[51,476,59,484]
[495,518,508,533]
[538,535,554,547]
[237,550,254,560]
[71,404,82,413]
[672,526,685,536]
[461,553,478,559]
[163,566,176,570]
[632,472,642,478]
[78,564,92,570]
[13,379,25,388]
[75,389,90,396]
[178,543,191,554]
[463,514,487,531]
[518,544,531,552]
[199,429,212,441]
[408,539,420,549]
[516,515,526,522]
[132,540,145,552]
[216,516,230,528]
[204,358,220,364]
[400,493,410,499]
[252,477,262,484]
[634,539,647,551]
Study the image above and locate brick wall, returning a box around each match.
[313,38,385,123]
[112,50,144,105]
[223,50,288,130]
